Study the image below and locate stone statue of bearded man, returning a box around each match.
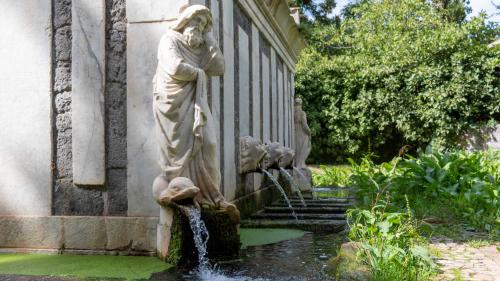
[152,5,238,221]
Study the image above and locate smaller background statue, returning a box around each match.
[294,98,313,191]
[294,98,311,168]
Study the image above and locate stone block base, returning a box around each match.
[156,206,240,268]
[0,216,158,254]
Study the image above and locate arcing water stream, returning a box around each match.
[261,169,298,221]
[279,167,307,207]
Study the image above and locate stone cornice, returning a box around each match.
[238,0,306,72]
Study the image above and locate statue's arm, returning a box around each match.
[158,35,199,81]
[302,113,311,135]
[202,32,225,76]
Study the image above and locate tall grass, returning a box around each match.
[312,165,352,187]
[348,197,436,281]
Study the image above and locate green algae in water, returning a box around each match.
[0,253,171,280]
[240,228,306,248]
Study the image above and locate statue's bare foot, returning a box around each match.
[217,201,240,224]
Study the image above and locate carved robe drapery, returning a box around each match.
[294,105,311,168]
[153,29,224,206]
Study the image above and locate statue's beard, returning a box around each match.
[184,27,203,48]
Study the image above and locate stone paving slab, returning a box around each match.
[431,237,500,281]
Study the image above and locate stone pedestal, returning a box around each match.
[156,207,174,261]
[157,206,197,267]
[156,206,240,267]
[202,209,240,261]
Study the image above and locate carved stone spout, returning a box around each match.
[153,176,200,208]
[262,142,295,169]
[279,147,295,168]
[239,136,268,174]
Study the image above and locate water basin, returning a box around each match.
[151,230,346,281]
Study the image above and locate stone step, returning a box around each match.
[240,219,347,233]
[250,212,346,220]
[280,198,350,203]
[270,202,352,208]
[263,206,348,214]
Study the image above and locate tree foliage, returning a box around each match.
[295,0,500,162]
[288,0,337,24]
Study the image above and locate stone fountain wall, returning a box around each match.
[0,0,305,252]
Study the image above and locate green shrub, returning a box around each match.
[296,0,500,160]
[350,149,500,232]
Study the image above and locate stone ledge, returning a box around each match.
[0,216,158,253]
[232,185,280,218]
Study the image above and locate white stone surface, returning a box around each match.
[157,207,173,260]
[190,0,206,6]
[271,48,278,142]
[0,0,52,215]
[252,24,261,140]
[0,216,158,251]
[238,26,250,137]
[284,66,289,147]
[223,0,236,200]
[262,53,271,143]
[294,99,311,168]
[278,67,284,145]
[127,22,171,216]
[238,0,301,72]
[252,24,262,191]
[72,0,106,185]
[127,0,189,23]
[211,0,221,165]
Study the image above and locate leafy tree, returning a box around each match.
[295,0,500,163]
[288,0,337,24]
[288,0,340,39]
[432,0,471,23]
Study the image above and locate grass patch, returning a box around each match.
[313,188,350,198]
[0,253,171,280]
[311,165,352,187]
[239,228,306,248]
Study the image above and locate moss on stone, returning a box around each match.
[164,212,182,265]
[201,208,240,260]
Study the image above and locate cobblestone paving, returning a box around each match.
[431,237,500,281]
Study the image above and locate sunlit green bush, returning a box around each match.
[312,165,352,187]
[350,149,500,232]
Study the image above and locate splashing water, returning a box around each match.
[184,206,271,281]
[261,169,298,221]
[279,167,307,207]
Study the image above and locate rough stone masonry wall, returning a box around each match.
[52,0,127,216]
[105,0,128,215]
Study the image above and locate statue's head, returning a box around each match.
[295,98,303,108]
[172,5,212,48]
